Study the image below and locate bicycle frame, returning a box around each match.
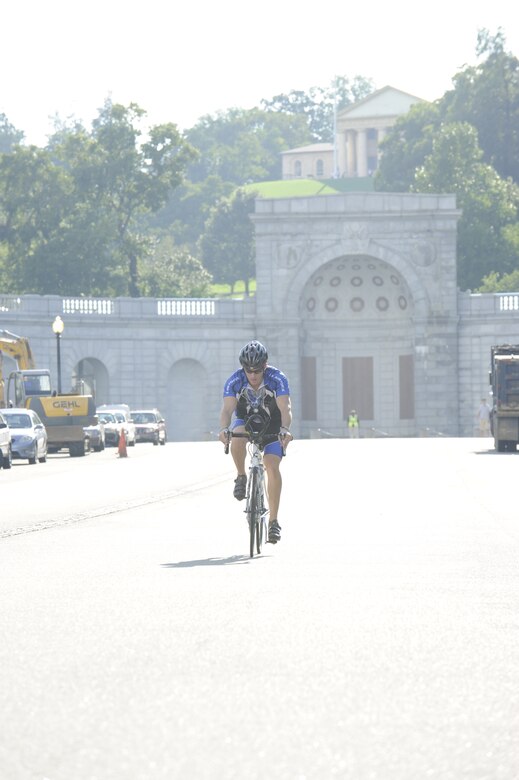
[245,440,269,557]
[226,431,279,558]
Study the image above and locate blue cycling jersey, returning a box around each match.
[223,366,290,399]
[223,366,290,437]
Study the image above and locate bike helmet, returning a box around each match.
[239,340,268,369]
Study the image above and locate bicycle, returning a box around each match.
[225,429,283,558]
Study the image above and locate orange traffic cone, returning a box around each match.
[118,428,128,458]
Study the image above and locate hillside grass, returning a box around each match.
[243,177,375,198]
[209,279,256,298]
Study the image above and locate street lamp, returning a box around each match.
[52,315,64,394]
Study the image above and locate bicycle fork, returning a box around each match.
[245,463,269,524]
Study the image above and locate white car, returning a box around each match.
[96,405,136,447]
[1,407,48,465]
[0,410,13,469]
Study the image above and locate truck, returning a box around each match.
[0,329,96,457]
[489,344,519,452]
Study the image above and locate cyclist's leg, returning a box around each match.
[230,422,247,472]
[231,420,247,499]
[263,447,283,524]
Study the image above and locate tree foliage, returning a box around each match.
[139,236,212,297]
[0,114,24,153]
[376,29,519,290]
[185,107,311,184]
[441,29,519,183]
[199,189,257,295]
[261,75,374,142]
[413,122,519,290]
[0,100,197,296]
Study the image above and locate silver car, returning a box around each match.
[1,408,48,465]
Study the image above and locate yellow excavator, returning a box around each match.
[0,328,96,457]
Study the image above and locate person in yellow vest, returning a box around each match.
[348,409,360,438]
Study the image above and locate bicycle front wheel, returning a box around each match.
[249,469,261,558]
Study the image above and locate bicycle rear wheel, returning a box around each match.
[249,469,261,558]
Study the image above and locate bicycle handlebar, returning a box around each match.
[223,431,286,455]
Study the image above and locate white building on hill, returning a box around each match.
[281,86,426,181]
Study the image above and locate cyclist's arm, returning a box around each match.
[276,394,293,445]
[219,396,237,443]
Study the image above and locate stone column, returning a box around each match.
[336,132,347,177]
[356,130,368,177]
[345,130,356,177]
[377,128,387,167]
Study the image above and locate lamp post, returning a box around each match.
[52,315,64,394]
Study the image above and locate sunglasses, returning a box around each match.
[243,366,263,374]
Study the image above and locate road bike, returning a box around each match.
[225,430,281,558]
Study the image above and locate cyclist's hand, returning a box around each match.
[279,427,293,450]
[219,427,231,446]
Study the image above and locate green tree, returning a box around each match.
[0,145,73,292]
[0,114,24,153]
[149,175,235,250]
[0,101,197,296]
[413,122,519,290]
[262,75,374,142]
[185,108,311,184]
[477,223,519,291]
[140,236,212,297]
[375,101,442,191]
[199,188,257,295]
[442,29,519,183]
[377,30,519,189]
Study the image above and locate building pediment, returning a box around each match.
[338,85,427,120]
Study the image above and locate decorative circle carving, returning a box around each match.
[376,297,389,311]
[350,297,364,312]
[313,276,323,286]
[330,276,341,287]
[325,298,339,312]
[373,276,384,286]
[391,275,400,285]
[398,296,408,310]
[351,276,363,287]
[352,264,361,270]
[368,263,376,270]
[306,298,316,311]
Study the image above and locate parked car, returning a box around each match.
[96,405,136,446]
[0,410,13,469]
[1,407,47,465]
[96,410,120,447]
[84,416,105,452]
[130,409,167,445]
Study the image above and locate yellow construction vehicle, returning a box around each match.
[0,329,96,457]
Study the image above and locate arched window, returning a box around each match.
[316,159,324,177]
[294,160,302,177]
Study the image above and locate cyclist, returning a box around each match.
[218,340,293,544]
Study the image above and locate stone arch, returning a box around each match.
[297,255,417,436]
[300,254,414,321]
[72,357,109,404]
[167,358,209,441]
[281,238,431,322]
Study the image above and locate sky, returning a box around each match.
[2,0,518,146]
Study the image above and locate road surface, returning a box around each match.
[1,437,518,779]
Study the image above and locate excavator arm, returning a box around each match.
[0,329,36,369]
[0,330,37,407]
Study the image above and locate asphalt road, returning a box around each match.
[1,437,519,780]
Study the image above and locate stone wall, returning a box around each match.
[2,194,519,440]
